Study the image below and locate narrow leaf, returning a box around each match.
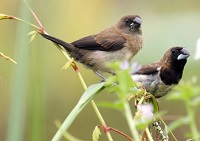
[29,31,38,43]
[52,82,105,141]
[78,82,105,108]
[97,101,123,110]
[0,52,17,64]
[55,120,85,141]
[92,126,101,141]
[62,60,73,70]
[0,13,10,20]
[27,30,36,35]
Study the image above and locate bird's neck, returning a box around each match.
[160,62,185,85]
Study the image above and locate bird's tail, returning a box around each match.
[40,33,73,52]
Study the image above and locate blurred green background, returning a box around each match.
[0,0,200,141]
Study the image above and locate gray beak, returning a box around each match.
[131,17,142,28]
[177,48,190,60]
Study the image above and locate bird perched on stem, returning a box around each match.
[131,47,190,98]
[41,15,143,79]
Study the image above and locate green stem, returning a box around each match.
[43,33,114,141]
[159,115,177,141]
[53,38,113,140]
[77,71,113,141]
[0,13,41,31]
[1,13,113,141]
[145,128,154,141]
[123,101,140,141]
[6,2,32,141]
[13,16,41,31]
[91,101,113,141]
[186,101,199,139]
[0,52,17,64]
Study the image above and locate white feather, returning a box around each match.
[131,73,174,98]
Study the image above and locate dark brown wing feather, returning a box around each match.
[71,30,126,51]
[135,63,160,75]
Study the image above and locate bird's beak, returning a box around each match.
[131,17,142,29]
[177,48,190,60]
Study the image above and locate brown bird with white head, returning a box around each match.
[41,15,143,78]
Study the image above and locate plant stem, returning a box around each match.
[0,52,17,64]
[145,128,154,141]
[91,101,113,141]
[77,71,113,141]
[186,101,199,139]
[1,13,113,141]
[107,127,134,141]
[123,101,140,141]
[159,115,177,141]
[13,16,41,31]
[6,2,32,140]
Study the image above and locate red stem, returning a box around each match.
[98,125,135,141]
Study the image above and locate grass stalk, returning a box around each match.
[6,1,32,141]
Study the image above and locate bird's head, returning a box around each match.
[116,15,142,34]
[162,47,190,68]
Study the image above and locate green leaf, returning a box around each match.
[78,82,105,108]
[104,75,117,87]
[6,6,31,141]
[28,31,37,43]
[0,13,10,20]
[54,120,85,141]
[106,61,121,72]
[167,91,183,100]
[52,82,105,140]
[117,70,136,95]
[92,126,101,141]
[167,82,200,101]
[192,96,200,107]
[97,101,123,110]
[136,121,149,130]
[0,52,17,64]
[27,30,36,35]
[148,94,159,112]
[62,61,72,70]
[168,116,190,132]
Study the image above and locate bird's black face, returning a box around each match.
[159,47,190,85]
[117,15,142,34]
[168,47,190,67]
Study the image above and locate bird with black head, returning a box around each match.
[131,47,190,98]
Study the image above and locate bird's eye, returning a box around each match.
[125,19,134,27]
[171,49,177,53]
[125,19,129,24]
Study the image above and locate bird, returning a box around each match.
[131,47,190,98]
[41,15,143,79]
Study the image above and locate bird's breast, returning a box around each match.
[131,73,174,98]
[124,34,143,57]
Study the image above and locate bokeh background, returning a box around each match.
[0,0,200,141]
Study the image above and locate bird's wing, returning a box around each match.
[135,63,160,75]
[71,30,126,51]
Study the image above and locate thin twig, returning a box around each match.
[98,125,134,141]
